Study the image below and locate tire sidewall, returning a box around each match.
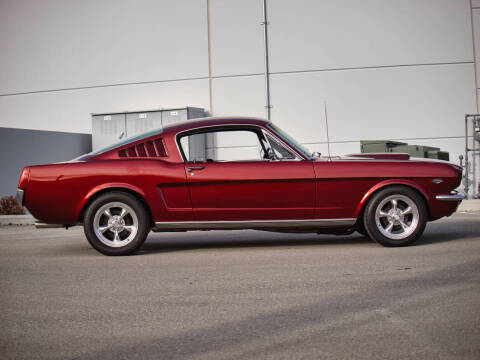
[83,192,150,255]
[364,186,427,247]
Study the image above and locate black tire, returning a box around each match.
[355,219,369,237]
[363,186,427,247]
[83,192,150,255]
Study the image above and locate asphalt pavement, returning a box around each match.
[1,213,479,360]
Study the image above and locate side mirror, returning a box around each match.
[267,148,276,160]
[312,152,321,158]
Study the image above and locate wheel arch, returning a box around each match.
[354,180,430,222]
[77,184,154,226]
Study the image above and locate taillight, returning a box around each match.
[18,167,30,189]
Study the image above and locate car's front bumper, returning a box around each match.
[435,192,465,202]
[16,189,24,206]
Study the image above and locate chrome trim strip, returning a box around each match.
[34,222,64,229]
[16,189,24,206]
[153,218,355,231]
[435,194,465,201]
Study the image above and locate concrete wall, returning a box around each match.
[0,0,479,195]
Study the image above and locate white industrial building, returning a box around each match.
[0,0,479,197]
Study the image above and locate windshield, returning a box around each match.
[86,128,164,157]
[267,123,312,159]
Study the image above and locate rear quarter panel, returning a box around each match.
[24,160,191,224]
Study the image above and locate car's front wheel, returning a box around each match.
[363,186,427,247]
[83,192,150,255]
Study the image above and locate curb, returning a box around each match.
[457,200,480,213]
[0,215,35,226]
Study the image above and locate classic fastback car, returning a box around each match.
[17,117,463,255]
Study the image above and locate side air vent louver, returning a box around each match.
[118,138,167,158]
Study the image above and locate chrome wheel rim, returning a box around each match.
[375,195,419,240]
[93,202,138,248]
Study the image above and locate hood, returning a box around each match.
[316,152,462,172]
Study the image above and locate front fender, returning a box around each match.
[354,179,430,218]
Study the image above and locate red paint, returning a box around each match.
[186,161,315,220]
[18,117,462,227]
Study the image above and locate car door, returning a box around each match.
[178,127,315,221]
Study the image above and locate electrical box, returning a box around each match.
[92,113,127,151]
[92,107,205,151]
[426,150,450,161]
[360,140,407,153]
[361,140,450,161]
[391,145,440,158]
[126,111,162,138]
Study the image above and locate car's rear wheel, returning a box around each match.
[83,192,150,255]
[363,186,427,247]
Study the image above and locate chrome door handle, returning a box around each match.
[118,131,125,139]
[187,166,205,172]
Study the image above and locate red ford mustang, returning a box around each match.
[16,117,464,255]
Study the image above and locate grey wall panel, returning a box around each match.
[473,0,480,8]
[0,127,91,197]
[268,0,474,73]
[478,89,480,112]
[0,0,208,95]
[211,75,266,118]
[211,75,266,157]
[473,9,480,90]
[0,79,210,134]
[269,64,476,145]
[209,0,264,76]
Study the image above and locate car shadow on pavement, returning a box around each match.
[137,214,480,254]
[414,216,480,246]
[138,232,374,255]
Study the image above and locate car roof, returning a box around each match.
[162,116,270,133]
[83,117,270,161]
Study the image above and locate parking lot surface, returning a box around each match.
[1,213,479,360]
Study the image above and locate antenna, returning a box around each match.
[324,102,332,161]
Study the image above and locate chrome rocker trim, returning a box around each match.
[435,193,465,202]
[152,218,356,232]
[35,222,64,229]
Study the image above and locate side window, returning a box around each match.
[180,130,267,162]
[265,133,296,160]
